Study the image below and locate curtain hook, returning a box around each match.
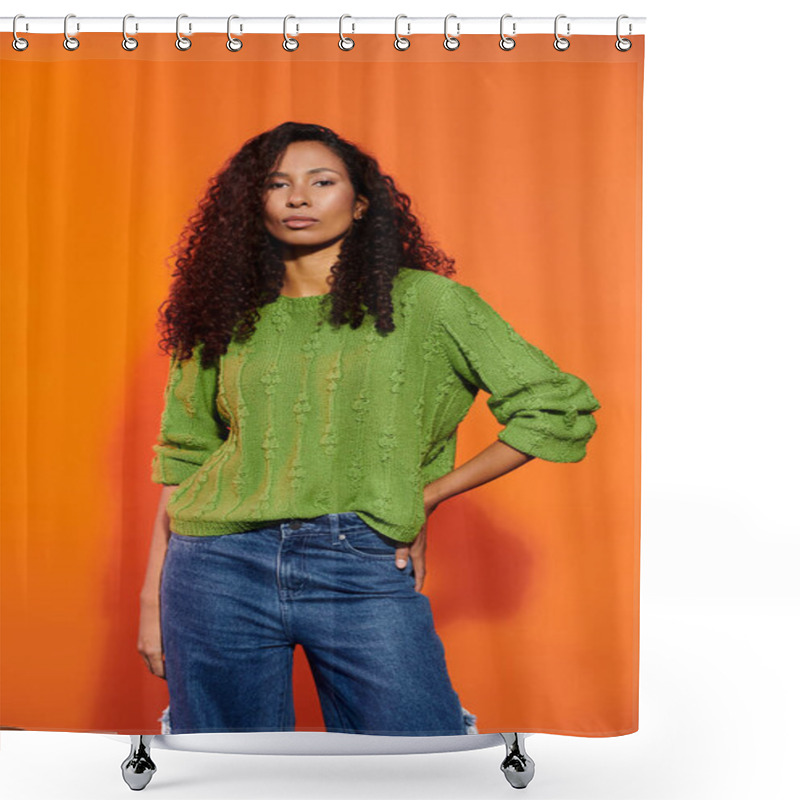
[615,15,632,52]
[499,14,516,50]
[63,13,80,51]
[12,14,29,52]
[227,15,243,52]
[394,15,411,51]
[339,15,355,50]
[553,14,570,51]
[122,14,138,51]
[283,15,299,51]
[175,14,191,51]
[443,13,460,51]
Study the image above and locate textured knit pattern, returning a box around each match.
[151,268,601,542]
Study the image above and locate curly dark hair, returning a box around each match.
[155,121,457,368]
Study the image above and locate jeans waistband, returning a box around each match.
[264,511,365,538]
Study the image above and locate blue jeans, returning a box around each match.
[159,511,476,735]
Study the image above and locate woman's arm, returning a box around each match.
[399,442,534,593]
[425,440,534,510]
[138,485,179,679]
[140,485,179,600]
[436,281,601,463]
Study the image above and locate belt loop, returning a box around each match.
[329,512,340,545]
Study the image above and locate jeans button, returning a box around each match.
[289,521,302,530]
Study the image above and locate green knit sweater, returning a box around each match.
[151,268,601,542]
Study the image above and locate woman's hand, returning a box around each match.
[394,485,442,593]
[138,595,167,680]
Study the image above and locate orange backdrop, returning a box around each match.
[0,32,643,736]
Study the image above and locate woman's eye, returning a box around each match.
[266,180,334,189]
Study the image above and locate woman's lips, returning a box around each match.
[284,219,318,229]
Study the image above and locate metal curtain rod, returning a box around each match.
[2,15,646,36]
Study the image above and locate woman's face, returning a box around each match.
[262,140,368,256]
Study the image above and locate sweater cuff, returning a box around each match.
[497,426,592,463]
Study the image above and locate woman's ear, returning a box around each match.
[355,196,369,220]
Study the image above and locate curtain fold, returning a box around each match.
[1,31,643,737]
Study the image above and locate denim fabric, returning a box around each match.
[159,511,477,736]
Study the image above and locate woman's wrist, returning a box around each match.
[424,478,449,508]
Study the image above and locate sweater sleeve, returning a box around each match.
[151,343,229,485]
[436,281,602,463]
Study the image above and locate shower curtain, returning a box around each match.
[0,28,643,738]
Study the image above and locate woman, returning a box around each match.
[137,121,601,736]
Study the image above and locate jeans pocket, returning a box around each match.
[339,527,400,560]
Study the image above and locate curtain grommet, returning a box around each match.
[283,15,299,51]
[226,15,244,52]
[175,13,191,51]
[63,13,80,51]
[615,15,633,52]
[499,14,516,51]
[338,15,355,51]
[394,15,411,50]
[443,14,460,51]
[121,14,138,51]
[553,14,570,52]
[12,14,29,52]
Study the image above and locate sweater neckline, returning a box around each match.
[274,292,329,305]
[270,292,331,316]
[273,268,413,308]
